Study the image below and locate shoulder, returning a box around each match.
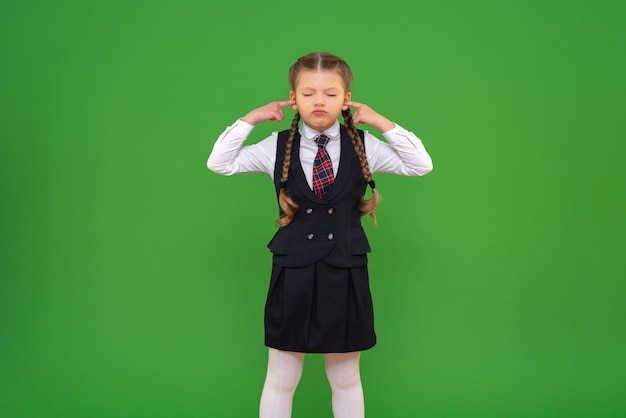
[277,128,291,139]
[275,128,297,148]
[339,124,366,141]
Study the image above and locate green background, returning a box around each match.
[1,1,625,417]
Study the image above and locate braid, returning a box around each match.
[342,108,380,222]
[278,112,301,227]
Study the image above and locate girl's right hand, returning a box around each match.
[241,100,296,125]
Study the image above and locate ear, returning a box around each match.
[342,91,352,110]
[289,91,297,109]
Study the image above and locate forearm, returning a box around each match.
[207,119,254,174]
[368,124,433,176]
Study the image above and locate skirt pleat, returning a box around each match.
[264,261,376,353]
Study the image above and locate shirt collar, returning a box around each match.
[299,120,340,142]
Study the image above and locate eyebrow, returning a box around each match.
[299,87,340,92]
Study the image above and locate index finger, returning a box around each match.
[276,99,296,108]
[344,100,361,108]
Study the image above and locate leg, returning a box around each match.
[259,348,305,418]
[325,352,364,418]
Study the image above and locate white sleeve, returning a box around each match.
[365,123,433,176]
[207,119,278,178]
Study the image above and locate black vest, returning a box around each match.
[267,125,371,268]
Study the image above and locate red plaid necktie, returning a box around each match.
[312,134,334,198]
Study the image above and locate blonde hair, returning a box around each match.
[279,52,379,227]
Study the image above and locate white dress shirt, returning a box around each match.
[207,119,433,188]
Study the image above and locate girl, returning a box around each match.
[207,52,432,418]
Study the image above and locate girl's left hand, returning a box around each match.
[345,101,395,133]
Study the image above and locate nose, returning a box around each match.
[314,93,325,106]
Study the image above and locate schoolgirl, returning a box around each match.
[208,52,433,418]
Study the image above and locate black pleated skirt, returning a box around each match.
[264,260,377,353]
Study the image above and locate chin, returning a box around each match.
[303,117,331,130]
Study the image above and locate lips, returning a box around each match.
[312,110,327,116]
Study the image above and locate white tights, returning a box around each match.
[259,348,364,418]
